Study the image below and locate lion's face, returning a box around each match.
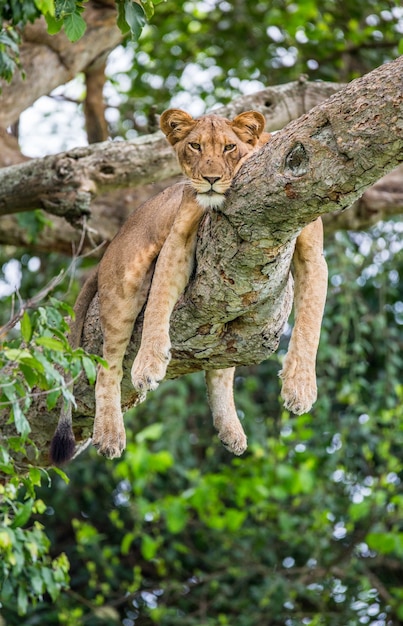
[160,109,267,209]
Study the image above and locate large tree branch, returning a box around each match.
[1,169,401,254]
[322,166,403,233]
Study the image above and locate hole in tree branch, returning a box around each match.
[285,142,309,176]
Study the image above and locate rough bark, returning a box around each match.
[322,165,403,233]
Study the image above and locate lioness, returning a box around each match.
[50,109,327,464]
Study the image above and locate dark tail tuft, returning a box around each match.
[50,421,76,465]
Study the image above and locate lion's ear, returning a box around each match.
[160,109,196,145]
[231,111,266,145]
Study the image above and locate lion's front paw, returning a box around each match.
[279,356,317,415]
[92,415,126,459]
[131,340,171,395]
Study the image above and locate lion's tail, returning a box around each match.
[49,266,99,465]
[49,401,76,465]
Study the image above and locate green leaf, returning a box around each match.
[165,499,188,534]
[17,586,28,616]
[12,403,31,438]
[121,531,135,555]
[5,436,27,454]
[33,499,47,514]
[82,356,97,385]
[29,467,42,487]
[19,363,38,388]
[51,466,70,483]
[34,0,55,15]
[3,348,35,362]
[20,312,32,343]
[3,349,45,377]
[116,0,130,34]
[366,532,403,557]
[63,12,87,42]
[125,1,147,39]
[35,336,65,351]
[45,14,63,34]
[47,389,61,410]
[136,423,164,443]
[41,567,59,601]
[11,498,34,529]
[141,534,160,560]
[54,0,76,19]
[30,571,45,596]
[140,0,155,20]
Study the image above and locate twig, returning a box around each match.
[0,218,105,339]
[0,270,66,338]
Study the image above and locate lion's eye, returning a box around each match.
[189,142,201,151]
[224,144,236,152]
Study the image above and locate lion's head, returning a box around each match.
[160,109,267,209]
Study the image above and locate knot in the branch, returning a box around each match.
[56,157,76,181]
[285,142,309,176]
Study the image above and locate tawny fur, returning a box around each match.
[50,109,327,464]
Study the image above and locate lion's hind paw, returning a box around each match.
[279,368,317,415]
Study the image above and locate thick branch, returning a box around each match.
[225,56,403,244]
[0,178,176,254]
[1,170,401,253]
[322,165,403,233]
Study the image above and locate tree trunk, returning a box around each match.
[1,56,403,465]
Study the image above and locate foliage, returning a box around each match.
[0,464,70,616]
[0,298,103,613]
[107,0,403,136]
[0,0,161,80]
[1,221,402,624]
[0,298,101,441]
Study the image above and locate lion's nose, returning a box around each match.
[203,176,221,185]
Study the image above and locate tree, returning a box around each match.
[0,1,402,624]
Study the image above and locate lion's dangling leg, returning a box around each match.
[93,260,155,458]
[205,367,247,455]
[280,218,328,414]
[131,191,204,395]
